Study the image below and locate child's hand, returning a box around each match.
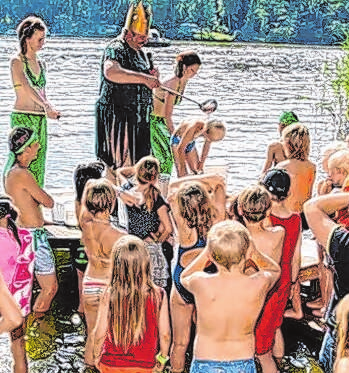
[197,160,204,172]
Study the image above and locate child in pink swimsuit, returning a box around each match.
[0,197,34,372]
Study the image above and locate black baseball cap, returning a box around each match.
[261,169,290,200]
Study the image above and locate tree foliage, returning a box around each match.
[0,0,348,44]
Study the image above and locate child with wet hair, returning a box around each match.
[167,175,226,373]
[171,118,226,177]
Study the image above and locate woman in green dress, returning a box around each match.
[151,51,201,197]
[8,16,60,188]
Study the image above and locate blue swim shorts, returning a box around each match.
[190,358,257,373]
[30,228,56,275]
[170,134,196,153]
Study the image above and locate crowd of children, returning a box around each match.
[0,108,346,373]
[4,12,349,373]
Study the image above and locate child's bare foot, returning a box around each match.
[306,298,324,309]
[284,308,303,320]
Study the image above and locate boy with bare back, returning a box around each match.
[181,220,280,373]
[78,178,126,371]
[4,127,58,320]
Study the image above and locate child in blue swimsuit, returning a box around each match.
[171,118,226,177]
[168,175,226,372]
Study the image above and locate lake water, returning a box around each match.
[0,37,345,194]
[0,37,345,371]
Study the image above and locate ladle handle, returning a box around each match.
[159,85,201,106]
[147,52,154,71]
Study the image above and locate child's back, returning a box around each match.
[193,270,273,361]
[278,158,316,213]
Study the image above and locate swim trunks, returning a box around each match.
[145,241,169,288]
[170,134,196,153]
[150,113,174,176]
[10,111,47,188]
[30,228,56,275]
[82,276,108,296]
[190,358,257,373]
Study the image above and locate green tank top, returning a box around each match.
[22,55,46,89]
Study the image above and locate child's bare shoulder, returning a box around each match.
[249,269,273,287]
[268,141,283,151]
[8,166,32,182]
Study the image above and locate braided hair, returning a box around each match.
[17,16,46,55]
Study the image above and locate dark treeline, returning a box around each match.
[1,0,349,45]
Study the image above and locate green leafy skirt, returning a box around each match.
[150,113,173,176]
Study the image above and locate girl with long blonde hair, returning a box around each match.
[92,235,171,373]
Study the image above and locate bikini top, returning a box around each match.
[154,80,183,105]
[173,81,183,105]
[22,55,46,89]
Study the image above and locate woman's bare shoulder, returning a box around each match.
[10,54,23,68]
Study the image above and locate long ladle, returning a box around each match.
[146,52,217,113]
[160,85,218,113]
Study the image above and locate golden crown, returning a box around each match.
[125,1,152,35]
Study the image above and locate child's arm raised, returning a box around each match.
[246,241,281,290]
[181,247,211,291]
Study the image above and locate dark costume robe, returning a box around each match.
[95,38,153,169]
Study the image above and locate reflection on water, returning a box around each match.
[0,37,344,370]
[0,37,344,194]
